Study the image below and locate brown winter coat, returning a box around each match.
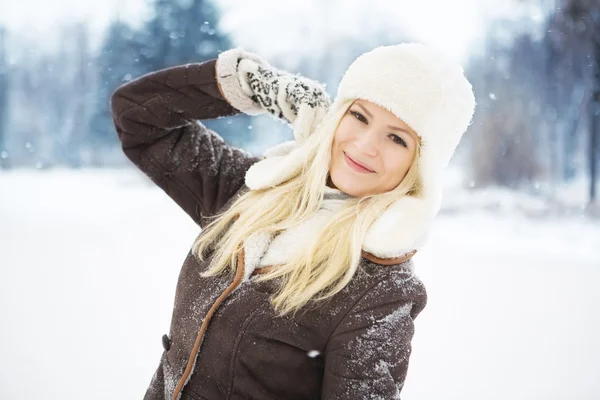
[110,58,427,400]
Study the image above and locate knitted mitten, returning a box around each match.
[216,48,331,126]
[237,58,331,124]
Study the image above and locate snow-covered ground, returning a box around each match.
[1,169,599,400]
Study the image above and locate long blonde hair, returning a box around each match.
[192,100,422,316]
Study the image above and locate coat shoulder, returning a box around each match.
[321,259,428,398]
[358,258,428,317]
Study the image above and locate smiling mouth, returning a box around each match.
[343,152,375,173]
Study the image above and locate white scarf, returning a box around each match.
[242,186,352,281]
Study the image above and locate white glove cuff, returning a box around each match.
[215,47,270,115]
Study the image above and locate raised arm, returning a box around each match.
[111,48,330,226]
[111,57,261,227]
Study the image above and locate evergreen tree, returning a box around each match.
[137,0,253,148]
[546,0,600,203]
[88,20,147,165]
[90,0,254,164]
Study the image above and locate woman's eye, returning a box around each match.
[349,110,409,148]
[390,134,408,148]
[350,110,367,123]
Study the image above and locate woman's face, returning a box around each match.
[329,99,419,197]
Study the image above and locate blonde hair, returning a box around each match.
[192,100,422,316]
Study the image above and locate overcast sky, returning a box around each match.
[0,0,547,63]
[0,0,147,32]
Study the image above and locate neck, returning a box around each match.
[324,178,353,201]
[326,174,337,190]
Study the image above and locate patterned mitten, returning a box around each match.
[236,58,331,125]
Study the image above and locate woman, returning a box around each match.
[111,43,475,400]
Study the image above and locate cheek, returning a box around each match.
[330,126,354,174]
[383,150,414,178]
[334,117,355,143]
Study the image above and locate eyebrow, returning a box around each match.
[355,103,412,134]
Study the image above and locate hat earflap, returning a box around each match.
[244,100,350,190]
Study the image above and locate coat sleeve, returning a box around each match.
[110,58,263,227]
[321,275,427,400]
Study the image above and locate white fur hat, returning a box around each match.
[244,43,476,259]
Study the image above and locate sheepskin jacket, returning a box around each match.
[110,58,427,400]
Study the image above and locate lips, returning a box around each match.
[344,152,375,173]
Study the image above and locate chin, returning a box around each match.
[330,170,371,197]
[336,183,360,197]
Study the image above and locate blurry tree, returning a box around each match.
[139,0,254,147]
[91,0,253,163]
[58,23,96,167]
[467,22,546,190]
[546,0,600,204]
[0,26,8,169]
[7,23,95,168]
[141,0,227,68]
[88,20,147,165]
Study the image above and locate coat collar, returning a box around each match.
[231,186,417,275]
[250,250,417,278]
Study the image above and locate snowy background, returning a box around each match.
[1,169,598,399]
[1,0,600,399]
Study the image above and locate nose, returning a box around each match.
[354,128,378,156]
